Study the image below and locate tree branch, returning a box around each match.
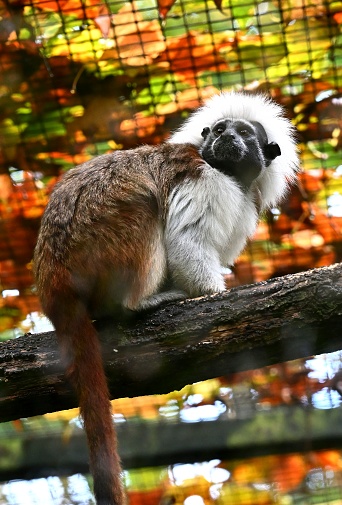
[1,263,342,422]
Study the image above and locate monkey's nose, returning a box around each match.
[224,131,236,139]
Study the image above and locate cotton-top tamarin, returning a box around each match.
[34,92,298,505]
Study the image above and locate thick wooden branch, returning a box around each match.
[1,263,342,423]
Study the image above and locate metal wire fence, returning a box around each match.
[0,0,341,503]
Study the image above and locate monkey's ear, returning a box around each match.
[201,127,210,139]
[264,141,281,161]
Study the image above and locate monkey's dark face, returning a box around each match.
[200,119,281,189]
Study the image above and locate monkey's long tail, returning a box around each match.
[44,285,125,505]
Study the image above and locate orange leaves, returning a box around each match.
[109,2,230,73]
[111,2,166,66]
[156,86,217,115]
[22,0,109,20]
[128,488,164,505]
[334,12,342,23]
[0,174,14,203]
[158,32,228,83]
[120,113,165,139]
[283,0,330,21]
[299,169,325,196]
[271,455,307,492]
[246,361,325,407]
[108,2,230,77]
[24,0,73,11]
[311,210,342,243]
[233,462,265,485]
[163,477,213,505]
[0,172,46,219]
[0,171,43,267]
[232,451,342,495]
[157,0,176,19]
[233,455,305,495]
[311,450,342,470]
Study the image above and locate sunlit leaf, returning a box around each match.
[135,77,176,106]
[23,0,112,20]
[163,477,212,504]
[236,34,287,67]
[94,14,111,37]
[24,6,62,39]
[47,24,104,61]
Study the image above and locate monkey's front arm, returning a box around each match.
[165,166,246,297]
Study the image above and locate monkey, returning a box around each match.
[33,92,298,505]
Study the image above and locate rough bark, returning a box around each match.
[0,263,342,422]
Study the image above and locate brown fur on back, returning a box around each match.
[34,143,203,312]
[33,143,204,505]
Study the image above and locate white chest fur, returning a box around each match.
[165,165,259,296]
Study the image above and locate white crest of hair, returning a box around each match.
[165,165,258,296]
[169,91,299,208]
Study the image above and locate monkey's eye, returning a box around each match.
[213,127,225,137]
[239,129,249,136]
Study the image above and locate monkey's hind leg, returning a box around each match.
[121,224,188,312]
[136,289,187,311]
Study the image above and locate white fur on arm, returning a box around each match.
[165,166,248,296]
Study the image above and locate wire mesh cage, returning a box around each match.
[0,0,341,504]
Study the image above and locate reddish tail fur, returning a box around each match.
[41,266,125,505]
